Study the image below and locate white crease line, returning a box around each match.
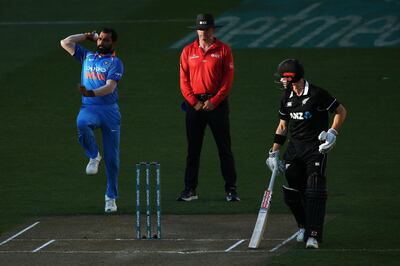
[225,239,246,252]
[0,222,40,246]
[32,240,56,253]
[0,250,258,254]
[0,19,193,26]
[14,238,287,242]
[269,231,299,252]
[1,249,400,254]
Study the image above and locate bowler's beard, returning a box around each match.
[97,45,113,55]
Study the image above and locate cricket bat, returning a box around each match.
[248,169,279,249]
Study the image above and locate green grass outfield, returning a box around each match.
[1,0,400,264]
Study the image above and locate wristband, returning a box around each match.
[274,134,287,145]
[86,90,95,97]
[328,128,338,136]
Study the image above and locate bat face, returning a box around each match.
[249,170,278,249]
[248,190,273,248]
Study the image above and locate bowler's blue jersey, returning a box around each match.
[74,45,124,105]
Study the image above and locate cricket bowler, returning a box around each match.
[60,28,124,213]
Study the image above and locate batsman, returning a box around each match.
[266,59,347,249]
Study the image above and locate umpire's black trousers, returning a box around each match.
[184,100,237,192]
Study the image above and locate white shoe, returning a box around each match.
[306,237,319,249]
[86,152,101,175]
[296,228,305,242]
[105,195,117,213]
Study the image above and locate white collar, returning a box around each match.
[304,81,309,95]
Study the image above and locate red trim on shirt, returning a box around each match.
[180,38,234,107]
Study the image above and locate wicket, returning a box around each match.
[136,161,161,239]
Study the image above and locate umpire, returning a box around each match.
[266,59,347,249]
[177,14,239,202]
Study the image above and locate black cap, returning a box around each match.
[191,14,222,30]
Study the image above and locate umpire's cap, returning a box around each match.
[190,14,222,30]
[277,59,304,83]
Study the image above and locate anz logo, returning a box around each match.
[290,111,312,120]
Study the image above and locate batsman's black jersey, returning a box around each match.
[279,81,339,142]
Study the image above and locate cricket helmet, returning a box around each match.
[277,59,304,83]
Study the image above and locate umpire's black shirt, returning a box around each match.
[279,81,339,142]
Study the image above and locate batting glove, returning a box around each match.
[318,128,338,154]
[266,149,285,174]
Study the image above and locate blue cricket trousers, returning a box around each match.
[76,103,121,199]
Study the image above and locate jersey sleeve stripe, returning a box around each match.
[326,99,337,110]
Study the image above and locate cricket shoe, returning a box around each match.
[177,189,198,201]
[296,228,306,242]
[86,152,101,175]
[306,237,319,249]
[105,195,117,213]
[226,190,240,202]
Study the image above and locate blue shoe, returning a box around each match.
[177,189,198,201]
[226,190,240,202]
